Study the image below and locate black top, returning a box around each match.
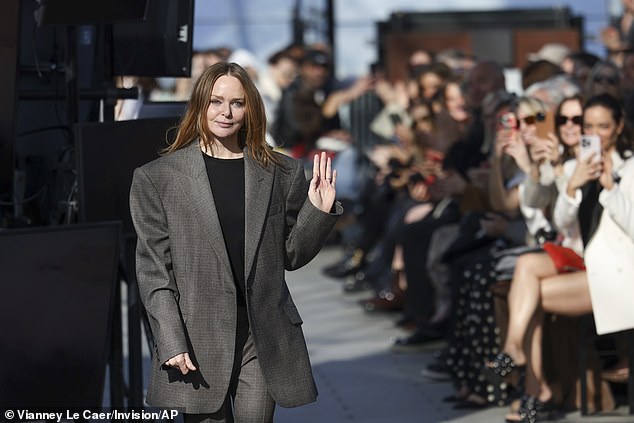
[202,153,246,307]
[443,110,487,179]
[578,180,604,247]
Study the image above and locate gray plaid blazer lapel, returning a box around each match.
[244,153,274,285]
[182,142,233,277]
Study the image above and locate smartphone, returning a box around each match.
[579,134,601,162]
[535,110,554,140]
[498,112,517,131]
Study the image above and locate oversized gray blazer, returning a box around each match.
[129,142,341,413]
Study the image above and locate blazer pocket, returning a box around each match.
[283,304,303,326]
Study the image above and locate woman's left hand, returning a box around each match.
[309,152,337,213]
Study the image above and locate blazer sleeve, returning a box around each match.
[521,176,556,210]
[599,159,634,240]
[129,167,189,365]
[283,159,343,270]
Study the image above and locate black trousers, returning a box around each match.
[400,201,460,327]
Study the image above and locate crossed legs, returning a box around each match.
[501,252,593,421]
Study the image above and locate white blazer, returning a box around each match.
[584,154,634,334]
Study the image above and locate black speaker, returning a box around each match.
[75,117,179,237]
[0,222,120,409]
[113,0,194,77]
[41,0,149,25]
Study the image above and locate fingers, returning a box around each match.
[313,152,336,185]
[184,353,197,371]
[312,154,320,182]
[165,353,196,375]
[320,151,327,183]
[331,169,337,187]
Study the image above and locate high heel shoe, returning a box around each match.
[488,352,521,377]
[517,394,559,423]
[486,352,526,395]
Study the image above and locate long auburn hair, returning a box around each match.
[162,62,280,167]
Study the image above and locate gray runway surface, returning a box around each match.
[274,246,634,423]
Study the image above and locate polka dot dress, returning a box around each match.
[445,255,511,406]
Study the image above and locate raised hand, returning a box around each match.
[567,153,602,197]
[504,137,532,174]
[309,152,337,213]
[544,132,562,164]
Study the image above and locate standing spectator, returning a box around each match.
[585,60,622,101]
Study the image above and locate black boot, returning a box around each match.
[322,248,365,278]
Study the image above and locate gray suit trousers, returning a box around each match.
[184,309,275,423]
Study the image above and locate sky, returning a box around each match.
[192,0,618,78]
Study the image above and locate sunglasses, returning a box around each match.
[593,74,618,85]
[555,115,582,126]
[520,112,545,126]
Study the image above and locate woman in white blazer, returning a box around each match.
[130,62,341,422]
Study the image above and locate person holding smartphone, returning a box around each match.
[490,95,586,422]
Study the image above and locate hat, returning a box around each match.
[303,49,331,66]
[528,43,571,66]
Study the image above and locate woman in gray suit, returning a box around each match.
[129,62,341,422]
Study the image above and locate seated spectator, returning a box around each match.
[492,95,584,422]
[435,47,475,78]
[527,43,572,69]
[389,61,508,350]
[415,62,452,109]
[585,60,622,101]
[521,59,563,91]
[429,75,471,154]
[563,51,600,90]
[273,47,372,159]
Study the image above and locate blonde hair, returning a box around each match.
[515,96,548,116]
[163,62,280,167]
